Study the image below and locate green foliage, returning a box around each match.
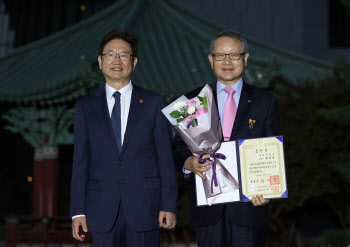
[336,166,350,183]
[176,118,184,123]
[318,106,350,127]
[170,110,181,118]
[268,72,350,239]
[335,57,350,89]
[319,229,350,247]
[198,96,208,110]
[341,0,350,14]
[317,58,350,126]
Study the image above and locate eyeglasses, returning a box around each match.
[101,52,133,61]
[211,52,246,61]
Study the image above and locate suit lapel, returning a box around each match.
[93,87,120,154]
[210,81,225,140]
[230,81,254,140]
[210,82,218,106]
[119,84,143,155]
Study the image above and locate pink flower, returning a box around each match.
[184,115,194,122]
[184,108,208,122]
[196,108,208,116]
[186,101,196,107]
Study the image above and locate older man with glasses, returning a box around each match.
[173,30,281,247]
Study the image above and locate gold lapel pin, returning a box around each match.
[139,99,144,103]
[249,119,256,130]
[248,100,252,103]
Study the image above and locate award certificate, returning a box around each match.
[238,136,287,200]
[195,136,287,206]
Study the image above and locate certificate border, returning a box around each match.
[239,136,288,201]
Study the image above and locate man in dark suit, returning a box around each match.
[70,30,178,247]
[173,31,280,247]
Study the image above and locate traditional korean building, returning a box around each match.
[0,0,333,246]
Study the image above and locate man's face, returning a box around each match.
[208,36,249,87]
[98,39,137,86]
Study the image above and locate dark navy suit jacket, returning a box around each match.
[70,84,178,233]
[173,81,280,228]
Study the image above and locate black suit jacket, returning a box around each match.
[70,84,178,233]
[172,81,280,228]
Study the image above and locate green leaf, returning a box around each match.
[201,96,208,110]
[189,118,198,127]
[176,118,184,123]
[170,111,181,118]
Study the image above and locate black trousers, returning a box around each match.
[194,206,267,247]
[91,205,160,247]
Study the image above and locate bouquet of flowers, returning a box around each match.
[162,84,239,205]
[170,96,208,129]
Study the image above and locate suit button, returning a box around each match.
[117,182,120,187]
[118,160,124,165]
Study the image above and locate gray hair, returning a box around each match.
[209,30,248,54]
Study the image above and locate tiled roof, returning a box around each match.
[0,0,333,104]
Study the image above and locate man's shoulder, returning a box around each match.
[75,87,104,105]
[244,82,277,100]
[133,84,163,100]
[185,87,202,98]
[184,83,215,98]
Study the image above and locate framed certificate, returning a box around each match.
[195,136,287,207]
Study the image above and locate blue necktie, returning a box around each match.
[111,91,122,152]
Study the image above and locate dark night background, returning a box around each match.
[0,0,350,246]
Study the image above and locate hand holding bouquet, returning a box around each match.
[162,85,239,205]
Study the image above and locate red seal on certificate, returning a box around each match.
[272,186,279,192]
[270,175,280,185]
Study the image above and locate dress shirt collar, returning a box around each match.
[216,78,243,96]
[105,81,133,99]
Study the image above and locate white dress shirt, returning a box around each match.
[72,81,133,220]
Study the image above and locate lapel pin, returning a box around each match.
[248,100,251,103]
[249,119,256,130]
[139,99,144,103]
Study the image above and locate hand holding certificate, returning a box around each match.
[195,136,287,206]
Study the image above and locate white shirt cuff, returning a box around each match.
[72,214,85,220]
[183,167,191,174]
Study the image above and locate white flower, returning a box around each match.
[173,101,187,111]
[188,106,196,114]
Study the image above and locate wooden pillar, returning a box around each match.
[5,217,18,247]
[33,144,59,217]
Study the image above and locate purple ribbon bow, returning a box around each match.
[198,153,226,193]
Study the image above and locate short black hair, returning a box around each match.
[99,29,138,57]
[209,30,248,54]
